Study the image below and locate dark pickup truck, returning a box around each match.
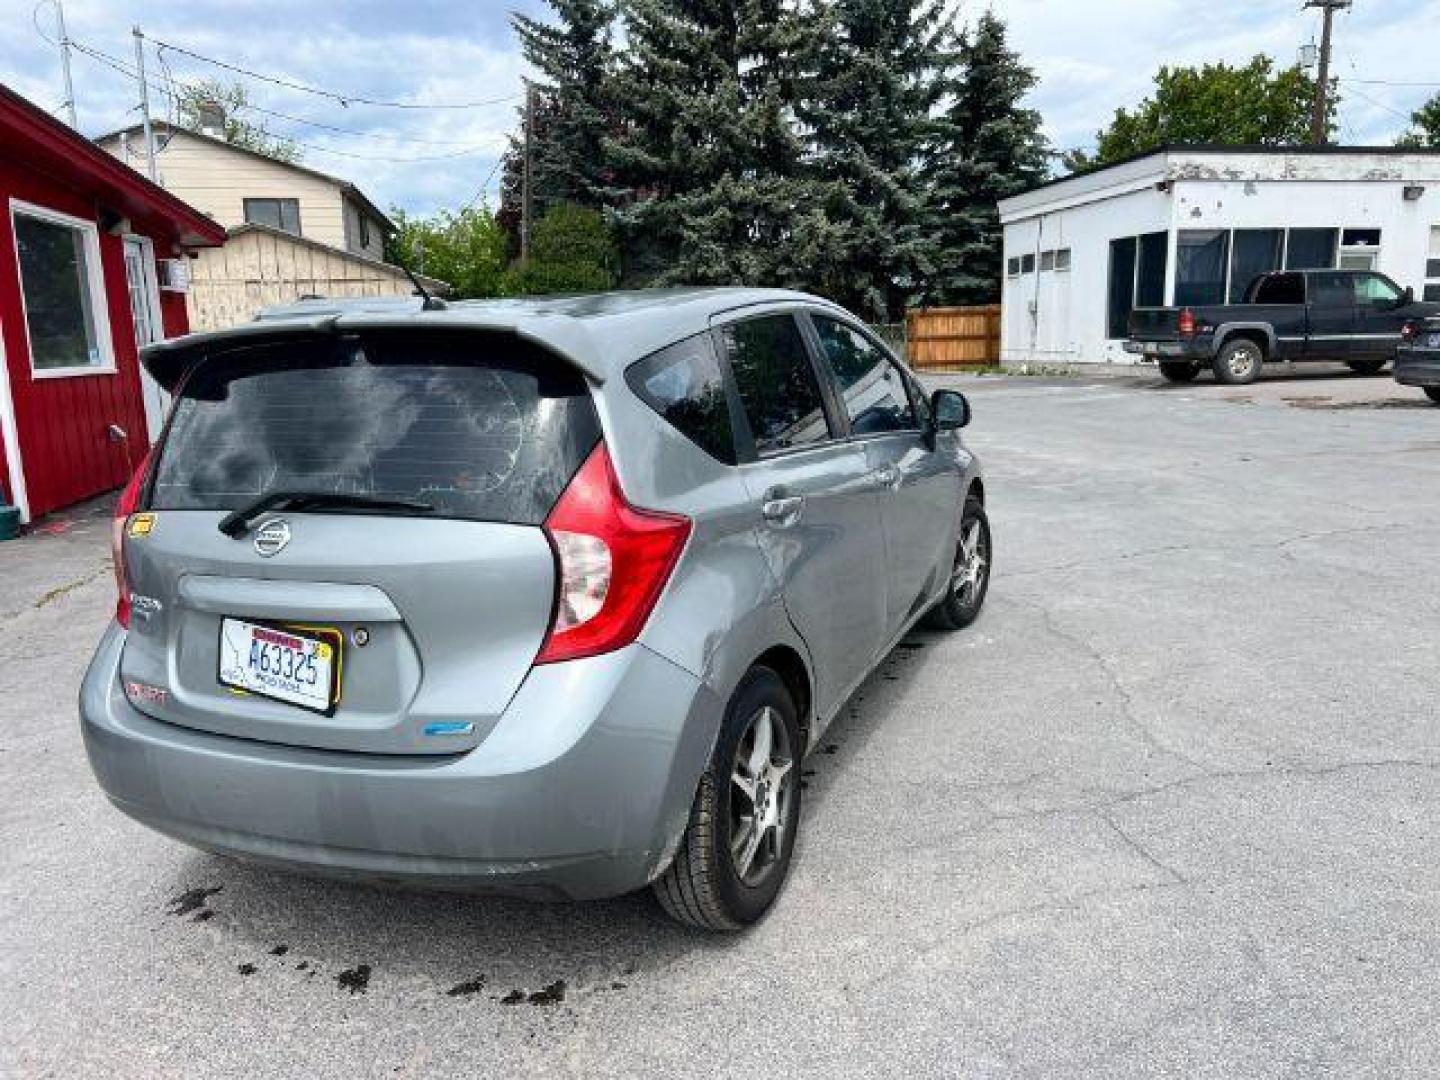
[1394,316,1440,406]
[1126,269,1440,384]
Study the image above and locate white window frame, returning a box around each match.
[9,198,117,380]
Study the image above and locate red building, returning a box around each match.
[0,85,225,523]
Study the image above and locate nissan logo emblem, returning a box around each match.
[253,518,292,558]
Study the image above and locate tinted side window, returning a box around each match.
[626,332,736,463]
[1252,273,1305,305]
[720,315,831,456]
[812,316,916,435]
[1311,273,1355,308]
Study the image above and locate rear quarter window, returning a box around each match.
[625,332,737,463]
[149,333,600,524]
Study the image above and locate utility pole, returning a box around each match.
[521,81,536,262]
[46,0,78,127]
[132,26,158,182]
[1305,0,1351,145]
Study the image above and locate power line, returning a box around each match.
[144,33,521,110]
[69,40,507,165]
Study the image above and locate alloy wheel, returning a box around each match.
[952,517,989,610]
[728,705,795,887]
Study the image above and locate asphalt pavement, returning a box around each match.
[3,365,1438,1078]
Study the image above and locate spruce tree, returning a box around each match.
[510,1,616,211]
[926,12,1049,306]
[800,0,957,321]
[605,0,829,289]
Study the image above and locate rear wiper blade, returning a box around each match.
[218,490,435,537]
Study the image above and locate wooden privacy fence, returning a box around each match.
[904,304,1002,370]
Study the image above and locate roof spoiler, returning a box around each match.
[141,312,607,393]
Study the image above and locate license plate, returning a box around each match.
[218,618,341,713]
[1428,333,1440,349]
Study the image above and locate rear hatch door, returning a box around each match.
[119,330,598,755]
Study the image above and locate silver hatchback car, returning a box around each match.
[81,288,989,930]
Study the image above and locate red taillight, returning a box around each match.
[535,442,691,665]
[112,454,150,628]
[1401,320,1418,342]
[1178,307,1196,337]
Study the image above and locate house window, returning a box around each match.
[1006,257,1021,277]
[1020,253,1035,274]
[1285,228,1337,271]
[1229,229,1284,302]
[243,197,301,235]
[11,203,113,375]
[357,214,371,249]
[1053,248,1072,272]
[1175,230,1230,306]
[1039,250,1055,272]
[1423,227,1440,300]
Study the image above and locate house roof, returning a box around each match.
[141,288,847,390]
[226,221,448,291]
[0,85,226,249]
[95,121,394,232]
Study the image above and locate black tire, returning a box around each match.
[1346,358,1387,376]
[1159,361,1200,383]
[1425,387,1440,405]
[922,498,991,631]
[1212,338,1264,385]
[653,667,801,931]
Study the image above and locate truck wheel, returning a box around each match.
[1159,361,1199,383]
[1345,358,1387,376]
[1425,388,1440,405]
[653,667,801,931]
[1213,339,1264,385]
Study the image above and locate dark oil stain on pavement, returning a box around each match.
[499,980,567,1006]
[337,964,372,994]
[447,975,487,997]
[237,963,257,976]
[167,885,223,917]
[269,944,289,956]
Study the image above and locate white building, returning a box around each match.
[998,146,1440,367]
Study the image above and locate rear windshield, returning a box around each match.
[148,333,600,524]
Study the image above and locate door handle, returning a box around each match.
[873,464,901,490]
[761,495,804,527]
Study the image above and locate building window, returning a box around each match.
[1020,253,1035,274]
[1175,230,1230,306]
[1424,227,1440,300]
[1285,228,1337,271]
[1107,237,1138,339]
[243,197,301,235]
[1229,229,1284,302]
[11,203,114,375]
[1007,257,1021,277]
[1136,231,1168,307]
[1039,250,1055,272]
[1054,248,1072,271]
[357,213,371,249]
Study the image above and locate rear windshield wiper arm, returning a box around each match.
[219,490,435,537]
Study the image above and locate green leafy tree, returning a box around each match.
[385,206,509,299]
[1396,92,1440,148]
[800,0,958,320]
[176,78,302,163]
[1067,56,1335,171]
[506,202,619,294]
[604,0,829,289]
[925,11,1049,306]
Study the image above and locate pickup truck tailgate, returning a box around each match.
[1128,308,1182,340]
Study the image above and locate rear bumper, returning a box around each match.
[1123,339,1209,361]
[80,625,720,900]
[1393,349,1440,387]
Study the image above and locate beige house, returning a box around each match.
[96,122,445,331]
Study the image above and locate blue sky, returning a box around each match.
[5,0,1437,218]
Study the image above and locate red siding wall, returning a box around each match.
[0,157,163,518]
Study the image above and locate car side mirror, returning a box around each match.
[930,389,970,432]
[1400,286,1415,307]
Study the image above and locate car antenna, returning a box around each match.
[403,264,446,311]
